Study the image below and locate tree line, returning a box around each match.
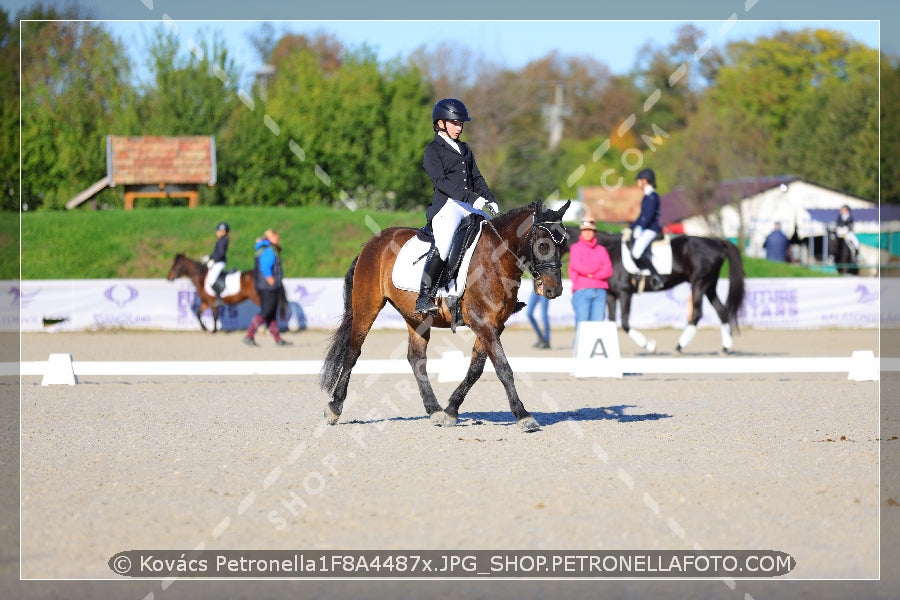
[3,3,896,214]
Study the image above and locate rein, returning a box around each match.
[484,206,567,284]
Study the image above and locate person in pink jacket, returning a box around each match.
[568,217,614,332]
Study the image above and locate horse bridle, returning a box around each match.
[526,211,567,283]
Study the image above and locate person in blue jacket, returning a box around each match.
[630,168,665,290]
[763,222,789,262]
[415,98,498,314]
[244,229,291,347]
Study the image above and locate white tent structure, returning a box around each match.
[677,179,873,255]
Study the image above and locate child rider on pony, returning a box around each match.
[415,98,499,315]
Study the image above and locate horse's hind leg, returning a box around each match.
[705,285,734,353]
[406,321,443,416]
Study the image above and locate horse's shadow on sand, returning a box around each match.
[344,405,671,428]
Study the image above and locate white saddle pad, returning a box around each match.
[391,223,485,297]
[216,271,243,297]
[621,237,673,275]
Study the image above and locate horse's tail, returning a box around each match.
[277,286,289,321]
[319,255,358,393]
[723,240,746,332]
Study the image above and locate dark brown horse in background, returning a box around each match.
[320,200,570,432]
[166,253,261,333]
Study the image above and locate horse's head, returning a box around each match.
[166,253,187,281]
[527,200,570,299]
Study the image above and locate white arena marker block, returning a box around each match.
[848,350,878,382]
[41,353,77,386]
[573,321,622,378]
[438,350,468,383]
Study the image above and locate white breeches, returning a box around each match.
[632,228,658,259]
[432,198,486,260]
[205,261,225,295]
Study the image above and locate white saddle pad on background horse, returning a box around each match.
[207,270,243,297]
[621,238,673,275]
[391,223,485,297]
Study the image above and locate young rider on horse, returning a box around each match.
[630,168,665,291]
[415,98,499,315]
[204,221,230,306]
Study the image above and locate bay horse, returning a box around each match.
[320,200,570,432]
[565,228,745,353]
[166,253,262,333]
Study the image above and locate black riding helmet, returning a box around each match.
[636,168,656,186]
[432,98,471,125]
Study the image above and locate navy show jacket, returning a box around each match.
[423,134,495,222]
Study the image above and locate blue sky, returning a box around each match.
[106,19,880,85]
[7,0,881,87]
[108,19,879,79]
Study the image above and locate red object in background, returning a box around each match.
[664,222,684,234]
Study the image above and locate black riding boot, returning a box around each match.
[414,247,446,314]
[212,278,225,308]
[635,251,665,291]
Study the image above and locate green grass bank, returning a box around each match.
[8,206,826,280]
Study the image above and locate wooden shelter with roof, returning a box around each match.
[66,135,217,210]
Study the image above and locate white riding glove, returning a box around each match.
[473,197,488,210]
[633,226,643,238]
[486,201,499,215]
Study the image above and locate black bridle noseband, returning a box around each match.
[526,210,567,282]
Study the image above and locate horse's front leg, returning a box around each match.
[405,322,443,417]
[675,283,705,353]
[453,328,540,432]
[620,293,656,353]
[432,339,489,428]
[195,303,209,332]
[211,305,219,333]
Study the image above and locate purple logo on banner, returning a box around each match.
[854,283,878,304]
[177,291,197,320]
[10,286,40,309]
[104,285,139,308]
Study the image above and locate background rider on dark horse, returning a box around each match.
[630,168,665,291]
[415,98,499,314]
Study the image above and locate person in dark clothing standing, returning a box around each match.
[763,222,789,262]
[244,229,291,347]
[203,222,230,306]
[415,97,499,315]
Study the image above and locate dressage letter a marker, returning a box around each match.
[573,322,622,378]
[590,338,609,359]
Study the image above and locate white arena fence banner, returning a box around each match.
[2,277,889,333]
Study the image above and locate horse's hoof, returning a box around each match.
[721,347,731,355]
[646,339,657,354]
[324,405,340,425]
[518,416,541,432]
[675,344,683,354]
[430,411,457,427]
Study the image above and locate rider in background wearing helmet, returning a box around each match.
[630,169,665,291]
[204,222,230,306]
[416,97,499,315]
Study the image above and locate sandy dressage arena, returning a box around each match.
[12,325,897,599]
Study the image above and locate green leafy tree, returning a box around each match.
[220,35,432,209]
[20,10,134,210]
[880,58,900,204]
[0,7,18,211]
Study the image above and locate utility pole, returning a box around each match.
[542,82,571,150]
